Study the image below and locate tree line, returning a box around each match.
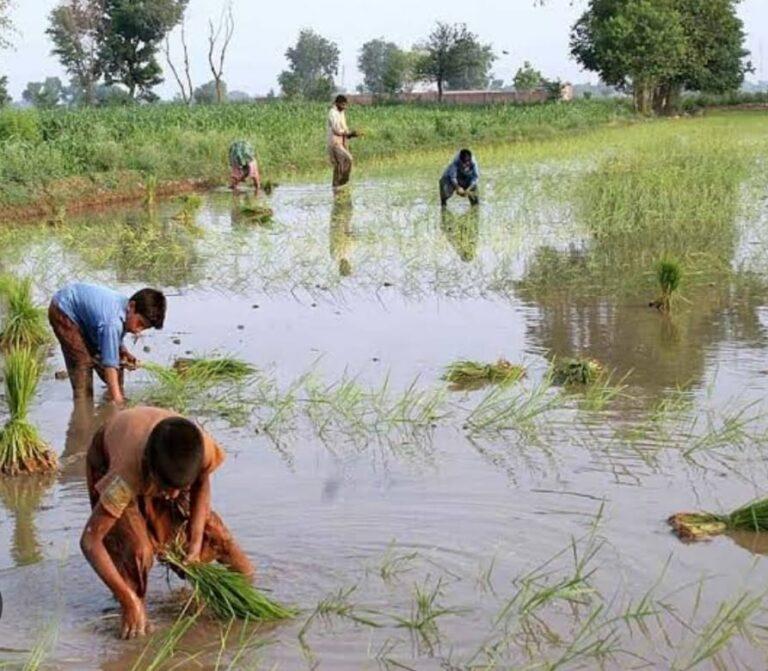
[0,0,753,114]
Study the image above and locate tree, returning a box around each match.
[164,16,193,104]
[278,29,339,101]
[570,0,688,114]
[358,39,410,97]
[193,79,227,104]
[99,0,188,101]
[0,75,10,107]
[207,3,234,104]
[0,0,16,50]
[22,77,65,108]
[414,22,495,101]
[47,0,103,106]
[514,61,543,92]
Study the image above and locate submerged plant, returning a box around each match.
[171,193,204,223]
[0,348,58,476]
[0,276,49,351]
[163,547,296,621]
[669,498,768,541]
[550,357,604,386]
[650,258,682,312]
[443,359,526,391]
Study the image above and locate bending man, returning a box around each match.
[440,148,480,207]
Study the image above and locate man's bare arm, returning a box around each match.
[187,474,212,562]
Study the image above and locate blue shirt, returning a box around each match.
[442,153,480,189]
[53,283,128,369]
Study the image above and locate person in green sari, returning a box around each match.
[229,140,261,192]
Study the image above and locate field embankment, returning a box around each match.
[0,100,632,220]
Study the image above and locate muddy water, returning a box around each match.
[2,128,768,669]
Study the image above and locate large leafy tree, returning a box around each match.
[278,30,339,101]
[358,39,411,97]
[22,77,65,108]
[47,0,103,106]
[99,0,188,101]
[571,0,749,114]
[414,23,495,101]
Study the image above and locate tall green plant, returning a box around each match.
[0,276,50,351]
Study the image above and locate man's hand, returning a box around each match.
[120,592,149,639]
[456,187,467,197]
[120,349,138,371]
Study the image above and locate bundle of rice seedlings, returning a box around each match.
[443,359,526,391]
[170,357,254,381]
[668,498,768,541]
[0,277,49,351]
[261,180,278,195]
[239,203,274,224]
[0,348,58,476]
[171,193,204,223]
[163,548,296,621]
[650,257,682,312]
[550,357,604,386]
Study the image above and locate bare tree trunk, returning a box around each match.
[208,3,234,104]
[164,20,193,105]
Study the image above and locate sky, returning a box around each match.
[2,0,767,100]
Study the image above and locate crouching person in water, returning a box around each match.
[440,148,480,207]
[229,140,261,192]
[48,282,166,404]
[81,406,254,638]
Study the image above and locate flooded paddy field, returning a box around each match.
[2,112,768,669]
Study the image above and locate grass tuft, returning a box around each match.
[0,276,49,351]
[550,357,604,386]
[651,257,682,312]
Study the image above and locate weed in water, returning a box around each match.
[0,348,57,476]
[550,357,604,386]
[0,276,49,351]
[443,359,526,391]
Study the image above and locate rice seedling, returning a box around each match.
[298,585,383,647]
[442,359,526,391]
[163,547,296,621]
[668,497,768,541]
[238,203,274,225]
[129,604,199,671]
[169,356,255,381]
[650,257,682,312]
[550,357,603,386]
[0,348,58,476]
[261,180,278,195]
[0,276,49,351]
[144,174,158,208]
[171,193,204,224]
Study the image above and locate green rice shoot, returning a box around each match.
[163,547,296,621]
[261,180,278,195]
[239,203,274,224]
[0,348,58,476]
[550,357,604,386]
[653,257,682,312]
[669,498,768,541]
[0,276,50,352]
[443,359,526,391]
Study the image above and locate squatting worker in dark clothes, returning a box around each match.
[82,406,254,639]
[327,94,360,192]
[48,282,166,404]
[440,148,480,207]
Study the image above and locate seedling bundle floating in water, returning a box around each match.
[0,276,49,352]
[163,548,296,621]
[550,357,604,386]
[239,203,274,224]
[669,498,768,541]
[443,359,526,391]
[0,348,58,476]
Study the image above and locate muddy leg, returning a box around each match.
[200,511,255,580]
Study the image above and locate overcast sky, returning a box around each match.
[2,0,767,99]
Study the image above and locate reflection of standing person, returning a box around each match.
[228,140,261,192]
[327,95,359,192]
[329,191,355,276]
[440,149,480,207]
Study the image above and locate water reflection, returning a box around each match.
[440,208,479,262]
[329,192,355,277]
[0,475,54,566]
[59,398,118,481]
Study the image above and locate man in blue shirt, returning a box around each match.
[48,283,166,404]
[440,148,480,207]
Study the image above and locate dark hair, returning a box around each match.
[335,94,348,105]
[130,288,166,329]
[146,417,204,490]
[459,148,473,162]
